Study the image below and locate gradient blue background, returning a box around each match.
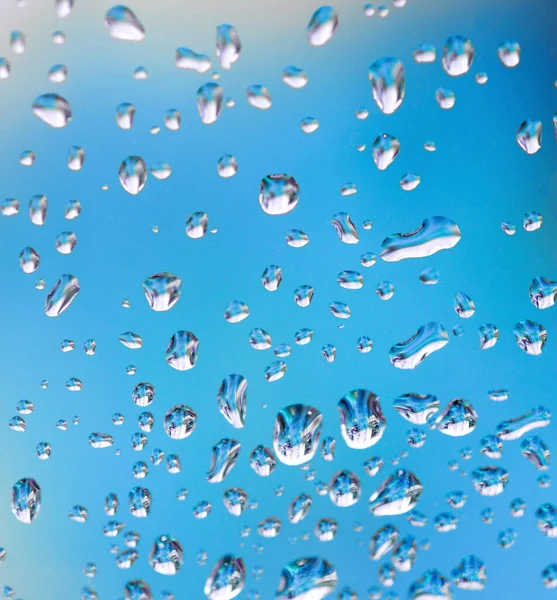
[0,0,556,598]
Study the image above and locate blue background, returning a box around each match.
[0,0,556,597]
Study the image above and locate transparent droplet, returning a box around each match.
[409,569,451,600]
[520,435,550,470]
[204,555,245,600]
[307,6,339,47]
[435,87,455,109]
[224,300,249,323]
[32,93,72,128]
[301,116,319,133]
[371,134,400,170]
[389,322,449,369]
[132,382,155,407]
[149,535,183,575]
[413,43,436,63]
[216,24,241,70]
[48,63,68,83]
[206,439,241,483]
[400,172,421,191]
[516,119,542,154]
[369,470,423,516]
[476,72,488,84]
[0,57,11,80]
[249,328,272,350]
[196,82,223,125]
[442,35,475,76]
[44,274,80,317]
[175,47,211,72]
[294,328,313,345]
[142,272,182,312]
[393,393,439,425]
[513,319,547,355]
[472,466,509,496]
[368,57,405,115]
[223,488,248,516]
[357,335,373,353]
[69,505,88,523]
[282,65,308,88]
[529,276,557,309]
[9,415,26,432]
[376,281,395,300]
[273,404,322,466]
[258,517,282,538]
[497,41,521,67]
[185,212,208,239]
[542,564,557,589]
[150,162,171,180]
[118,156,147,195]
[286,229,309,247]
[338,389,386,449]
[315,518,338,542]
[89,432,113,449]
[288,494,312,524]
[331,212,359,244]
[64,199,81,220]
[19,247,40,274]
[104,5,145,42]
[218,374,248,428]
[52,30,65,45]
[28,194,48,225]
[10,31,26,54]
[433,398,477,437]
[259,174,299,215]
[249,445,277,476]
[523,211,542,231]
[360,252,376,267]
[419,266,439,285]
[381,216,461,262]
[480,434,503,459]
[163,108,181,130]
[265,360,287,382]
[275,557,338,599]
[329,470,361,507]
[217,154,238,178]
[164,405,197,439]
[55,231,77,255]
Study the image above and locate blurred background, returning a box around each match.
[0,0,556,598]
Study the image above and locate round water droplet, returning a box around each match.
[32,93,72,128]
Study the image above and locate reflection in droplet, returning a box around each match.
[218,374,247,429]
[185,212,209,239]
[369,469,423,516]
[0,58,11,80]
[149,535,183,575]
[471,466,509,496]
[48,63,68,83]
[89,432,114,449]
[371,134,400,170]
[497,41,521,67]
[516,119,542,154]
[142,272,182,312]
[301,116,319,133]
[286,229,309,247]
[249,445,276,476]
[224,300,249,323]
[520,435,550,470]
[332,212,359,244]
[413,43,436,63]
[217,154,238,178]
[104,5,145,42]
[216,25,241,70]
[196,82,223,125]
[529,277,557,309]
[329,470,361,507]
[381,216,461,262]
[175,47,211,72]
[294,285,314,307]
[442,35,475,76]
[12,478,41,524]
[479,323,498,349]
[259,174,299,215]
[376,281,395,300]
[164,405,197,439]
[32,93,72,128]
[262,265,282,291]
[246,85,272,110]
[19,247,40,274]
[513,319,547,355]
[29,194,48,226]
[265,361,287,382]
[205,555,245,600]
[10,31,26,54]
[338,389,386,449]
[206,438,241,483]
[435,88,455,109]
[434,399,478,437]
[119,156,147,195]
[276,557,337,599]
[44,274,80,317]
[389,322,449,369]
[393,393,439,425]
[307,6,339,47]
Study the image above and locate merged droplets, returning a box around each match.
[496,406,551,440]
[368,57,405,115]
[204,555,245,600]
[44,274,80,317]
[307,6,339,47]
[104,6,145,42]
[442,35,475,76]
[175,48,211,73]
[12,478,41,524]
[259,174,299,215]
[516,119,542,154]
[513,319,547,355]
[196,83,223,125]
[32,93,72,128]
[119,156,147,195]
[275,557,338,599]
[142,273,182,312]
[389,322,449,369]
[273,404,322,466]
[337,389,386,449]
[371,134,400,170]
[369,470,424,516]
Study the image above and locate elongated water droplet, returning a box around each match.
[331,212,359,244]
[286,229,309,247]
[434,398,477,437]
[44,274,80,317]
[516,119,542,154]
[204,555,245,600]
[389,322,449,369]
[105,6,145,42]
[288,494,312,523]
[175,47,211,72]
[370,524,398,560]
[368,57,405,115]
[196,82,223,125]
[307,6,339,47]
[12,478,41,524]
[496,405,551,441]
[206,438,241,483]
[371,133,400,170]
[19,247,40,273]
[32,93,72,128]
[273,404,322,466]
[10,31,26,54]
[216,25,241,70]
[115,102,135,129]
[218,374,247,428]
[393,393,439,425]
[337,389,386,449]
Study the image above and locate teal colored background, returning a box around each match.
[0,0,556,597]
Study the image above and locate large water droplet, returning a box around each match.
[218,374,247,428]
[389,322,449,369]
[32,93,72,128]
[307,6,339,47]
[44,274,80,317]
[196,82,223,125]
[513,319,547,355]
[216,25,241,70]
[273,404,323,466]
[142,272,182,312]
[149,535,183,575]
[119,156,147,195]
[12,478,41,524]
[368,57,405,115]
[471,466,509,496]
[259,174,299,215]
[442,35,475,76]
[104,6,145,42]
[337,389,386,449]
[204,555,245,600]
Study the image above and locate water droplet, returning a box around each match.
[376,281,395,300]
[224,300,249,323]
[380,216,461,262]
[529,276,557,309]
[497,40,520,67]
[64,199,81,220]
[442,35,475,76]
[149,535,183,575]
[301,116,319,133]
[523,210,543,231]
[307,6,339,47]
[206,438,241,483]
[258,516,282,538]
[368,57,405,115]
[337,270,363,290]
[175,47,211,72]
[338,389,386,449]
[55,231,77,254]
[435,87,455,109]
[11,478,40,524]
[150,162,171,180]
[118,156,147,195]
[10,30,26,54]
[369,469,423,516]
[329,301,350,318]
[218,374,247,428]
[542,564,557,589]
[246,85,272,110]
[204,555,245,600]
[516,119,542,154]
[389,322,449,369]
[273,404,322,466]
[331,212,359,244]
[89,432,113,448]
[400,172,421,191]
[433,398,477,437]
[48,63,68,83]
[453,291,475,318]
[44,274,80,317]
[259,174,299,216]
[371,133,400,170]
[265,360,287,382]
[413,43,436,63]
[249,445,277,476]
[472,466,509,496]
[9,415,26,432]
[28,194,48,225]
[132,382,155,407]
[288,494,312,524]
[216,25,241,70]
[329,470,361,507]
[32,93,72,128]
[286,229,309,247]
[276,557,338,599]
[217,154,238,178]
[69,505,88,523]
[498,527,517,549]
[393,393,439,425]
[104,6,145,42]
[475,72,488,84]
[520,435,550,470]
[196,82,223,125]
[19,247,40,274]
[185,212,209,238]
[164,405,197,439]
[315,518,338,542]
[478,323,498,349]
[142,272,182,312]
[261,265,282,291]
[223,488,248,516]
[480,434,503,459]
[513,319,547,355]
[282,65,308,88]
[0,57,11,79]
